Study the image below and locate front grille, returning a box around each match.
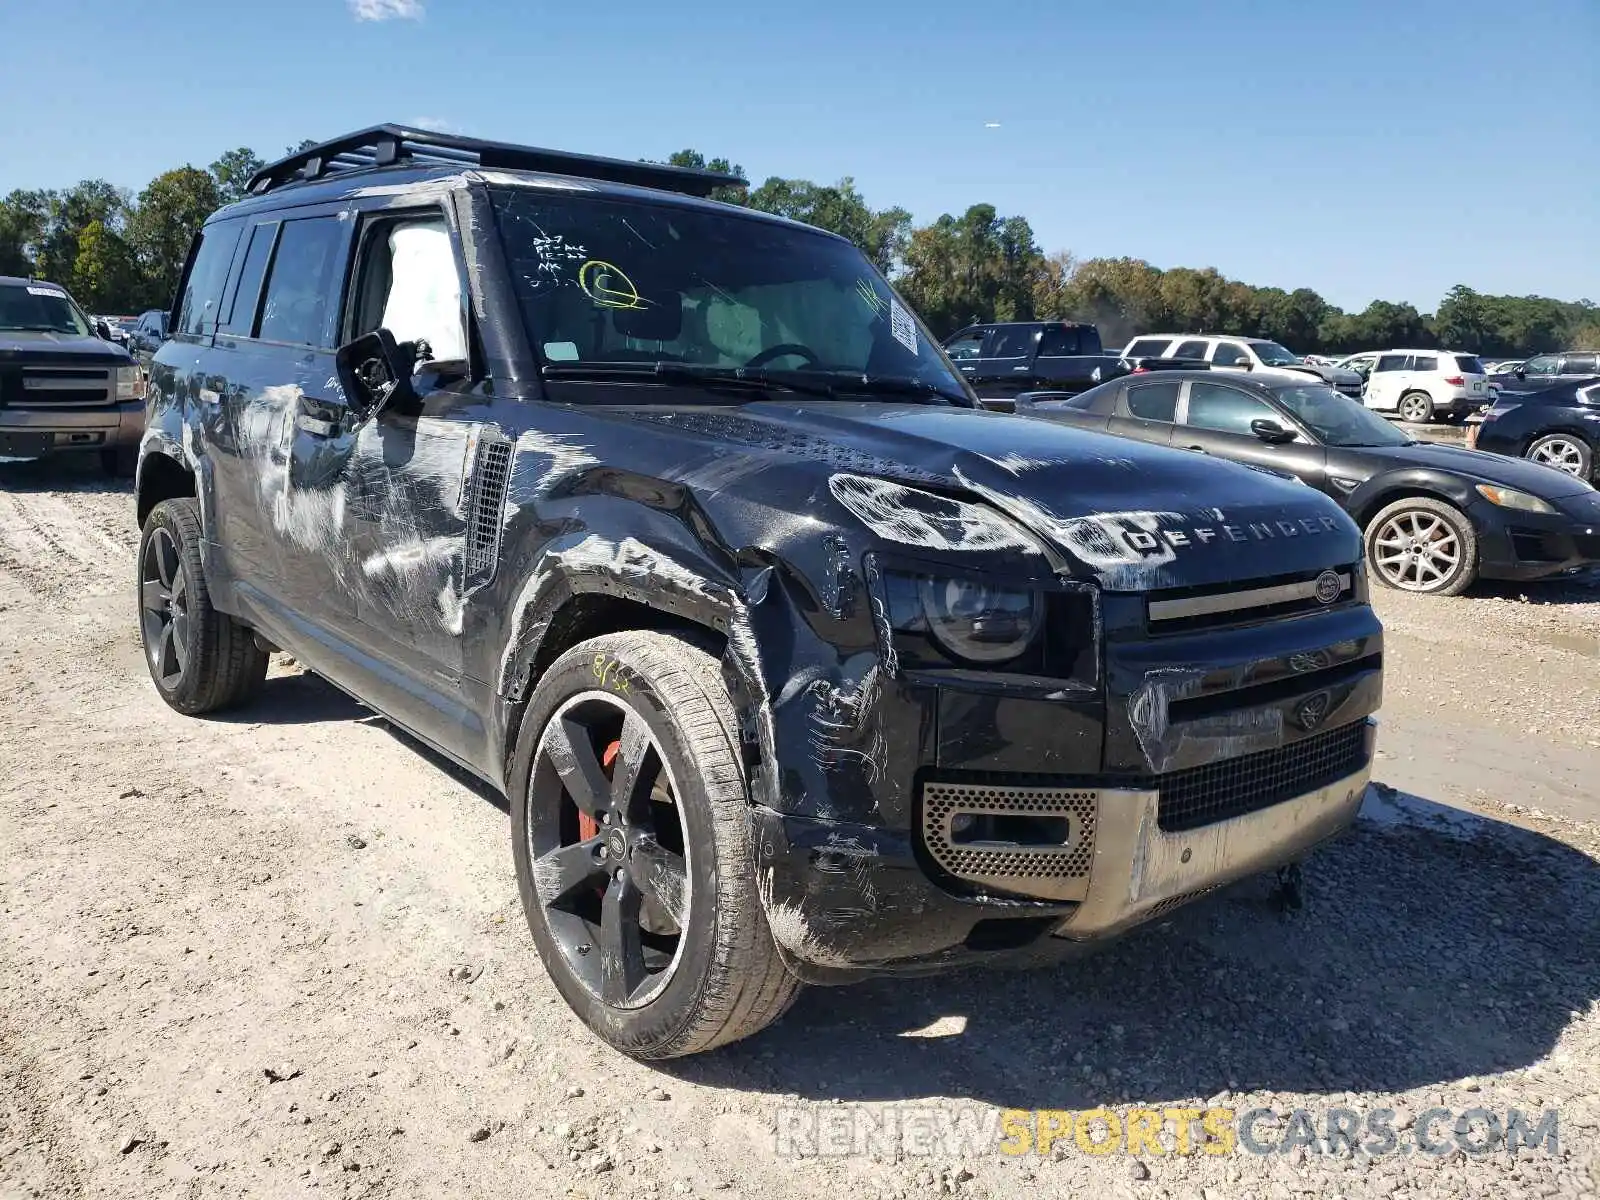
[1157,720,1368,833]
[921,781,1097,901]
[1146,566,1355,634]
[14,366,113,407]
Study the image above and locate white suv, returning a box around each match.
[1359,350,1490,423]
[1119,334,1364,397]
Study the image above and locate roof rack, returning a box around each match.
[245,125,745,199]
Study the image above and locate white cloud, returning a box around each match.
[410,116,457,133]
[349,0,423,20]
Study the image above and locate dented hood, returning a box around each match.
[637,401,1362,590]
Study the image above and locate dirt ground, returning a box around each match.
[1,455,1597,1200]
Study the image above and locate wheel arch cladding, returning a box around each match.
[136,451,196,527]
[496,534,780,810]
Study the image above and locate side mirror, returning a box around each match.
[335,329,419,423]
[1251,418,1298,444]
[1235,360,1254,371]
[1513,367,1527,379]
[95,319,112,341]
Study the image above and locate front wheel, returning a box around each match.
[509,631,800,1059]
[1364,497,1478,596]
[1397,391,1435,423]
[1524,433,1593,480]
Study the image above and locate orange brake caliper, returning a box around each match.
[579,739,623,841]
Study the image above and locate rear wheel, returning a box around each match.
[1524,434,1592,480]
[1397,391,1434,423]
[137,499,268,714]
[1364,497,1478,596]
[509,632,800,1059]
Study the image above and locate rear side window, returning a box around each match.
[1174,339,1210,359]
[176,220,243,337]
[1126,380,1180,421]
[988,326,1036,358]
[1453,355,1485,375]
[1209,342,1249,366]
[257,216,348,347]
[220,221,279,336]
[1037,325,1082,356]
[1563,353,1599,374]
[1374,354,1408,373]
[1125,337,1168,358]
[1410,355,1438,372]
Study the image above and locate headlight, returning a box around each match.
[917,576,1041,664]
[1476,484,1556,514]
[115,365,147,401]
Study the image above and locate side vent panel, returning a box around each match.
[464,432,513,587]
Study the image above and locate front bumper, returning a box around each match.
[0,400,144,456]
[1470,496,1600,581]
[754,719,1375,982]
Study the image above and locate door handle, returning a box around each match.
[1185,445,1208,453]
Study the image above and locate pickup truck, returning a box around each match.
[942,320,1128,409]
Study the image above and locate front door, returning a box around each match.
[1175,379,1330,488]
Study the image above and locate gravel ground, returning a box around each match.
[1,455,1597,1200]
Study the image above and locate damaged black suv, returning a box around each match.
[135,126,1383,1059]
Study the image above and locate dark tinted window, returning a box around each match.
[1210,342,1250,366]
[988,326,1036,358]
[1562,353,1599,374]
[177,221,242,336]
[1410,355,1438,372]
[256,217,346,347]
[1037,326,1081,356]
[1374,354,1409,373]
[1125,337,1168,358]
[944,330,986,360]
[1126,380,1180,421]
[1174,339,1209,359]
[1453,355,1485,374]
[1184,381,1276,435]
[220,221,278,336]
[0,282,90,336]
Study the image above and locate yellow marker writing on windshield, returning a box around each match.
[579,259,648,309]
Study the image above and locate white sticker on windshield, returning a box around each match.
[26,286,65,297]
[889,298,918,354]
[543,341,580,362]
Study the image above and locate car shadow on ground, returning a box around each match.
[0,456,132,495]
[1469,573,1600,606]
[672,793,1598,1110]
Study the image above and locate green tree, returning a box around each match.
[209,147,265,206]
[663,149,748,205]
[71,220,141,311]
[0,189,51,276]
[898,204,1045,335]
[746,176,910,274]
[128,167,221,310]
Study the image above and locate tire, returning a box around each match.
[136,498,268,714]
[1397,391,1434,423]
[1364,497,1478,597]
[1524,433,1593,480]
[101,446,137,478]
[509,631,800,1060]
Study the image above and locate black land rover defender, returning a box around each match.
[135,126,1383,1059]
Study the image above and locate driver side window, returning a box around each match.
[1524,355,1559,376]
[350,212,467,363]
[1209,342,1250,366]
[1184,382,1278,435]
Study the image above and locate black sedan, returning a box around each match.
[1018,371,1600,596]
[1469,377,1600,484]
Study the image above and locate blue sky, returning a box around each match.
[3,0,1595,313]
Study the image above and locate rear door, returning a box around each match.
[205,203,362,631]
[1174,379,1330,486]
[967,324,1041,402]
[1363,353,1411,410]
[1107,377,1181,445]
[1032,323,1101,388]
[1560,352,1599,382]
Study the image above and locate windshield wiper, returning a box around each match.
[820,374,972,407]
[541,361,839,400]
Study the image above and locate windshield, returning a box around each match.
[1272,384,1412,447]
[489,187,967,402]
[0,283,91,336]
[1252,342,1300,366]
